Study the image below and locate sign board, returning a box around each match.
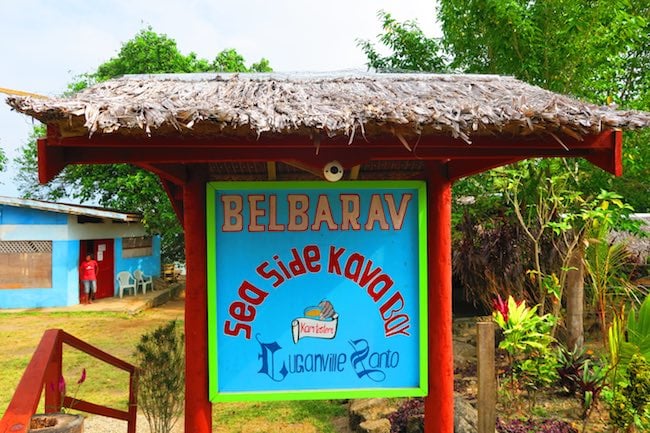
[207,181,428,402]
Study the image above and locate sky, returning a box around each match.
[0,0,440,198]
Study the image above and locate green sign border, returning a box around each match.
[206,180,428,402]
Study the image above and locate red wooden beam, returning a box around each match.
[46,129,613,150]
[61,330,136,372]
[39,143,612,166]
[37,138,66,184]
[136,163,188,185]
[447,157,527,181]
[585,130,623,176]
[160,178,185,223]
[41,126,622,181]
[62,397,129,421]
[425,162,454,433]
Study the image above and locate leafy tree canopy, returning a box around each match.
[358,11,446,72]
[361,1,650,211]
[15,27,273,261]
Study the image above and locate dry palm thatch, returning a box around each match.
[7,72,650,143]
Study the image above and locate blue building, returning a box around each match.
[0,196,161,308]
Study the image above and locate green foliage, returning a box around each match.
[438,0,597,91]
[604,354,650,432]
[606,296,650,431]
[627,295,650,361]
[494,296,557,355]
[212,48,272,73]
[489,159,590,314]
[358,11,446,72]
[0,148,6,173]
[135,320,185,433]
[556,345,590,395]
[583,191,643,345]
[96,28,206,80]
[95,28,271,80]
[493,296,558,406]
[575,359,608,420]
[438,0,650,102]
[555,346,608,428]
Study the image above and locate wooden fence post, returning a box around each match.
[477,321,496,433]
[43,334,62,414]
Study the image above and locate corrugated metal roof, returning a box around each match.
[0,196,141,222]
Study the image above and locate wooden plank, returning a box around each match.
[0,252,52,289]
[0,330,59,433]
[48,129,614,150]
[266,161,277,180]
[0,87,48,99]
[137,163,188,184]
[61,331,136,372]
[349,165,361,180]
[63,397,129,421]
[447,157,526,181]
[477,322,496,433]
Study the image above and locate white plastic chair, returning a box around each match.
[134,269,153,293]
[117,271,137,298]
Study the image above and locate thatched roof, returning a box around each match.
[7,72,650,142]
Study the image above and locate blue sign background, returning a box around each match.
[207,181,427,401]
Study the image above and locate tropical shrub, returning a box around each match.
[493,295,558,406]
[556,345,590,395]
[604,354,650,432]
[605,295,650,432]
[135,320,185,433]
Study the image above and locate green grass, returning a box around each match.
[0,310,176,412]
[214,400,348,433]
[0,298,347,432]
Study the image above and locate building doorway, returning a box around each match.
[79,239,115,300]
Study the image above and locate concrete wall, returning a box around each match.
[0,214,146,241]
[113,236,162,295]
[0,239,80,308]
[0,204,68,225]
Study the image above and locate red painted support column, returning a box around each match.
[425,163,454,433]
[183,167,212,433]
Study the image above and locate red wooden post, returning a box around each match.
[127,368,138,433]
[43,334,62,414]
[183,167,212,433]
[424,163,454,433]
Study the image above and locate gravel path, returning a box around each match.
[84,413,183,433]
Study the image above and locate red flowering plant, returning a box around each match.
[492,295,558,409]
[48,368,86,413]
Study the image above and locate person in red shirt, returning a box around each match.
[80,254,99,304]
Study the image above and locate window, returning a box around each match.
[0,241,52,289]
[122,236,153,258]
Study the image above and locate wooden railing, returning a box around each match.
[0,329,137,433]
